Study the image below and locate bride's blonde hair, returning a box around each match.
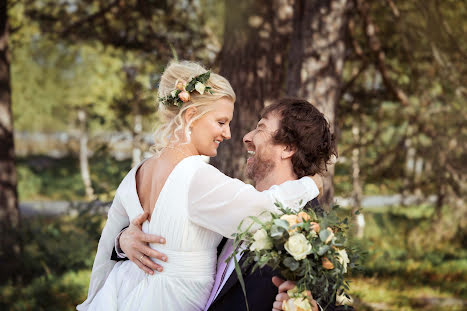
[150,60,236,156]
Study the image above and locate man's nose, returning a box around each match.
[243,130,253,144]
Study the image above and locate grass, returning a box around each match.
[349,276,465,310]
[344,205,467,310]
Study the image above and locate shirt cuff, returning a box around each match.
[115,229,127,259]
[316,301,323,311]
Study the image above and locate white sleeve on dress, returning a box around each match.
[76,193,130,311]
[188,163,319,238]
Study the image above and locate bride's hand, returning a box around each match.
[120,212,168,274]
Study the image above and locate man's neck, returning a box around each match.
[255,167,298,191]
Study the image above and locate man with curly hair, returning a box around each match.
[112,98,350,311]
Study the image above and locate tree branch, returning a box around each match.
[385,0,400,17]
[60,0,120,37]
[355,0,409,106]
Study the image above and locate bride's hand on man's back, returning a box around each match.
[120,212,168,275]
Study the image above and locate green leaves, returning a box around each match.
[270,225,286,239]
[319,228,331,243]
[318,245,331,256]
[273,219,290,230]
[283,257,300,271]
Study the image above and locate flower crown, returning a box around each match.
[159,71,213,108]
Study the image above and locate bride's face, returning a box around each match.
[189,98,234,157]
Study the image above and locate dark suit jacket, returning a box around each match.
[111,198,353,311]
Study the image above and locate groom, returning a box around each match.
[112,98,345,310]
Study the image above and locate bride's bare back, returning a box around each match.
[135,152,184,221]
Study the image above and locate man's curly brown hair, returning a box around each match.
[261,97,337,178]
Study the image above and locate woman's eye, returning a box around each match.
[218,122,225,125]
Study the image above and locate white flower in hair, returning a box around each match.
[195,82,206,95]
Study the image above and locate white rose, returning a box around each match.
[250,229,273,251]
[170,89,178,97]
[336,293,353,306]
[282,297,312,311]
[195,81,206,94]
[284,233,312,261]
[337,249,350,273]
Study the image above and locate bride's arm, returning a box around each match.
[187,163,319,238]
[77,192,130,310]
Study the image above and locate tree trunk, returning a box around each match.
[351,117,364,238]
[402,137,415,205]
[212,0,293,179]
[287,0,350,205]
[77,108,94,200]
[0,0,21,281]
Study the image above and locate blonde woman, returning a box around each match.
[77,61,320,311]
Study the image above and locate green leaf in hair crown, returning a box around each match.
[159,71,214,108]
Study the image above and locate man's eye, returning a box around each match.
[218,122,225,125]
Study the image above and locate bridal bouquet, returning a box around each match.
[230,202,359,311]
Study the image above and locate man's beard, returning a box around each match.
[245,156,275,183]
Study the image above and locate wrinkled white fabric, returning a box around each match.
[77,156,319,311]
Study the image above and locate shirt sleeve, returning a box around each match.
[188,163,319,238]
[76,193,130,310]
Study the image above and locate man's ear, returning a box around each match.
[281,145,296,160]
[184,106,198,125]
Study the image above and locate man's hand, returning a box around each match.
[272,277,319,311]
[120,212,168,275]
[310,174,323,198]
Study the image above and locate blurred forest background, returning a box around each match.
[0,0,465,310]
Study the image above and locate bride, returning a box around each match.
[77,61,319,311]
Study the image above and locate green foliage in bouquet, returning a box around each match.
[229,203,361,310]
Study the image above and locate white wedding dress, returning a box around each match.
[77,155,319,311]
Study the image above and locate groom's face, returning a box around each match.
[243,112,283,182]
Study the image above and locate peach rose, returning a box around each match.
[297,211,310,223]
[309,222,320,234]
[322,257,334,269]
[178,91,191,102]
[281,214,299,233]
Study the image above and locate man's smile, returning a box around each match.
[247,150,256,164]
